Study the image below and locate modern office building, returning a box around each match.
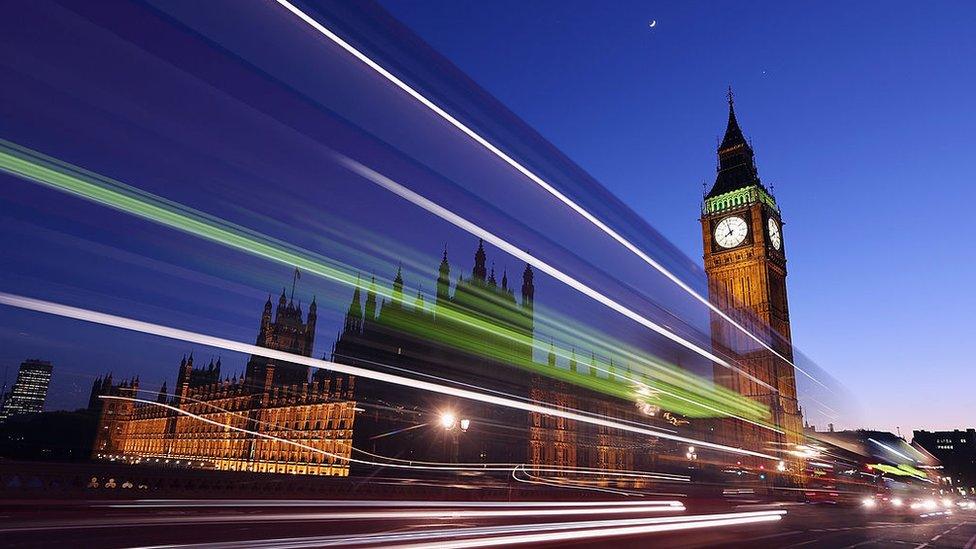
[0,359,54,422]
[913,429,976,493]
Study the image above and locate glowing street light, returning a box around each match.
[440,412,457,430]
[438,410,469,463]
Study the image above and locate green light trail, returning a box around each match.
[0,138,770,424]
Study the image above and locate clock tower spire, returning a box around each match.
[700,90,803,462]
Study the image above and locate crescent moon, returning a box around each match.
[649,20,657,28]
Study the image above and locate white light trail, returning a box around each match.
[0,136,783,433]
[100,394,690,480]
[272,0,828,391]
[7,510,786,545]
[387,511,786,549]
[338,155,809,433]
[330,353,678,437]
[0,291,776,459]
[111,499,684,509]
[336,153,778,395]
[868,438,915,462]
[103,505,688,522]
[128,387,688,481]
[512,465,652,498]
[350,147,836,423]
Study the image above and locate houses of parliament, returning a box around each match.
[92,92,803,479]
[91,292,357,476]
[92,240,655,477]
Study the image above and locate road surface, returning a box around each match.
[1,498,973,547]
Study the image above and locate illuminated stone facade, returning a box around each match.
[700,90,804,461]
[92,289,356,476]
[91,244,663,481]
[528,351,664,484]
[528,349,581,470]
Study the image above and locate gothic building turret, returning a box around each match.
[436,246,451,310]
[307,295,317,337]
[176,354,193,403]
[392,266,404,306]
[258,295,273,343]
[244,274,317,388]
[87,373,115,412]
[344,279,363,334]
[520,264,535,343]
[472,239,487,281]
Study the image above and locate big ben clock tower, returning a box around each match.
[700,89,804,457]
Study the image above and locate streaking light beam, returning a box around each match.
[388,510,786,548]
[0,139,777,422]
[272,0,828,391]
[0,291,777,460]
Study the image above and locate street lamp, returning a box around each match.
[438,410,470,462]
[439,411,457,430]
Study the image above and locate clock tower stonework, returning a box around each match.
[700,90,804,462]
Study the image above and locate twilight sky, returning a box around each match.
[378,0,976,434]
[0,1,972,436]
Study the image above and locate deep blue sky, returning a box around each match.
[0,1,971,436]
[379,0,976,434]
[0,0,724,419]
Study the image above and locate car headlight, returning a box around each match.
[891,498,903,507]
[862,498,876,508]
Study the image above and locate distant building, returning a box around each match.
[0,359,53,422]
[0,386,9,415]
[913,429,976,493]
[92,287,356,476]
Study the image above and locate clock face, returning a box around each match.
[714,216,748,248]
[767,218,782,250]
